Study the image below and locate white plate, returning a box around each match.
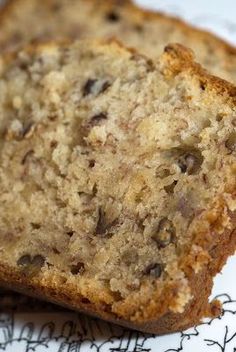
[0,1,236,351]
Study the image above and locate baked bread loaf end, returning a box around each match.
[0,0,236,83]
[0,40,236,334]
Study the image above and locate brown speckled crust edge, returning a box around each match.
[0,40,236,334]
[0,0,236,61]
[0,221,234,334]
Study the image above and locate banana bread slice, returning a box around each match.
[0,40,235,334]
[0,0,236,83]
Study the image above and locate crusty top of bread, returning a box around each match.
[0,39,236,332]
[0,0,236,84]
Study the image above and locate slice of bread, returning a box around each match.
[0,0,236,83]
[0,39,235,334]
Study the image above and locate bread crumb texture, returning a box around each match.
[0,40,236,331]
[0,0,236,83]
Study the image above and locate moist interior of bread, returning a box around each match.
[0,41,235,316]
[0,0,236,83]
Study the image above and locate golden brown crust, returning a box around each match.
[162,44,236,105]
